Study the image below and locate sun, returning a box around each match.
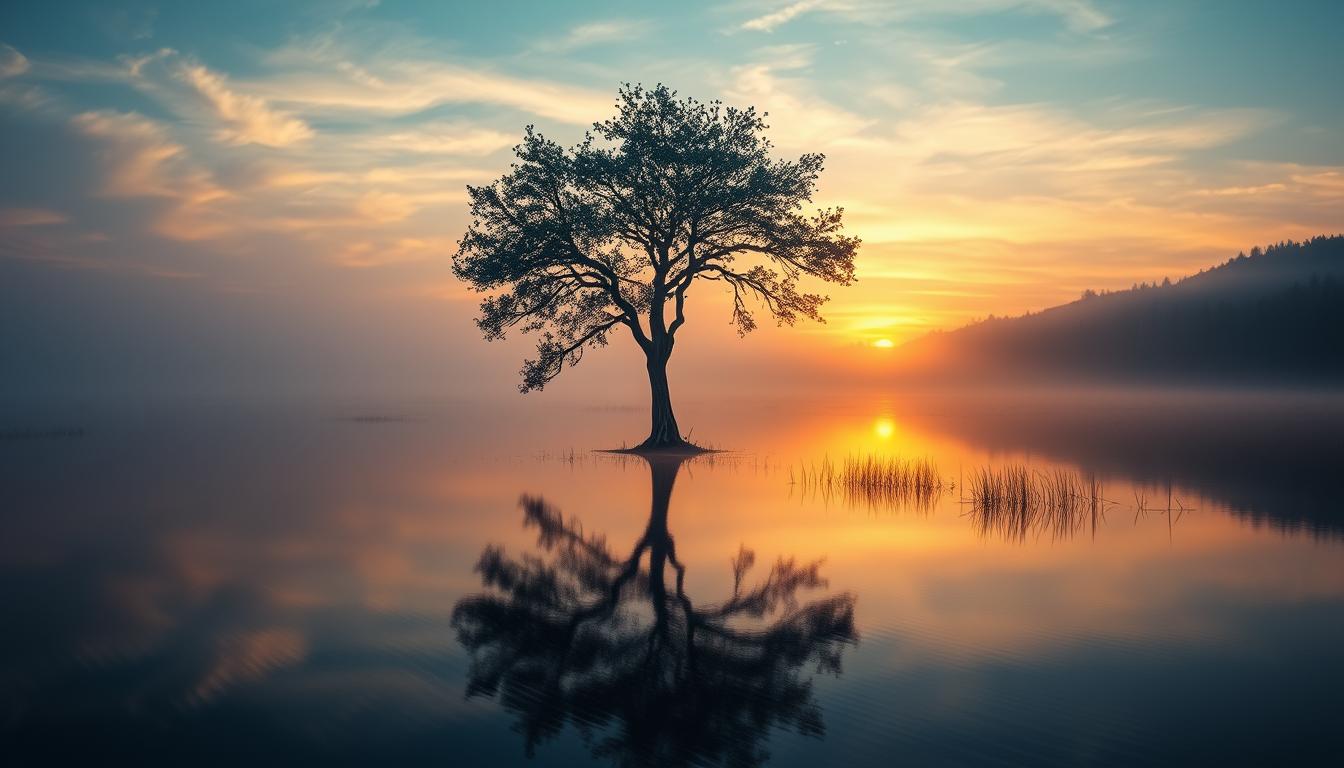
[872,338,895,349]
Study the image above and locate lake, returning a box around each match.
[3,389,1342,766]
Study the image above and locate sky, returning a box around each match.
[1,0,1341,406]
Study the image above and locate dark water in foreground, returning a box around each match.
[2,390,1343,766]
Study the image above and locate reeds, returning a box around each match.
[1132,484,1191,542]
[963,464,1110,542]
[792,454,944,511]
[787,454,1199,543]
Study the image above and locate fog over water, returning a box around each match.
[3,389,1342,765]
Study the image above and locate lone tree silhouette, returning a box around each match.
[452,455,857,766]
[453,84,859,451]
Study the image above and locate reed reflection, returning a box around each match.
[894,391,1344,537]
[963,464,1111,543]
[451,455,858,767]
[792,454,942,513]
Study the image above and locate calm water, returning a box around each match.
[3,390,1343,766]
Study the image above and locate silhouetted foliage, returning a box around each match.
[451,457,858,767]
[452,84,859,448]
[901,235,1344,385]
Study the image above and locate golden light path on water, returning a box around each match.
[5,389,1342,764]
[416,390,1344,665]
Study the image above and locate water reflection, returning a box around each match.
[2,397,1341,765]
[791,454,942,513]
[452,456,858,767]
[893,390,1344,537]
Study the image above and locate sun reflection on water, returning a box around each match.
[873,417,896,440]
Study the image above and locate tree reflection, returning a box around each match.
[451,456,858,767]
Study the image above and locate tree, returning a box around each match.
[452,85,860,450]
[451,455,857,766]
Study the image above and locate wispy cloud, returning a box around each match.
[114,50,316,147]
[0,208,66,227]
[1193,182,1287,197]
[337,236,460,268]
[252,37,612,125]
[177,63,314,147]
[1292,169,1344,195]
[354,190,419,223]
[71,110,231,240]
[72,110,226,203]
[880,101,1272,174]
[0,43,29,78]
[536,20,653,52]
[741,0,826,32]
[1032,0,1112,32]
[724,46,873,147]
[739,0,1112,34]
[353,122,516,156]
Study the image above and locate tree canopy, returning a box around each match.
[452,84,860,395]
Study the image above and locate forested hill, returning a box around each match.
[896,235,1344,386]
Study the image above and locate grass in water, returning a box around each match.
[792,454,944,512]
[964,464,1111,542]
[790,454,1186,543]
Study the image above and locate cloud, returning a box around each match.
[355,122,515,155]
[908,41,1003,97]
[739,0,1112,34]
[536,20,653,52]
[0,208,66,227]
[809,100,1273,214]
[881,102,1269,174]
[0,44,29,78]
[1171,162,1344,234]
[337,236,458,268]
[725,48,873,148]
[741,0,827,32]
[95,50,314,146]
[1292,169,1344,195]
[254,164,488,190]
[254,40,612,125]
[0,81,52,112]
[355,190,418,223]
[1032,0,1112,32]
[3,44,504,254]
[1194,183,1287,197]
[71,110,231,240]
[176,63,314,147]
[72,110,225,202]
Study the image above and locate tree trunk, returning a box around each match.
[643,456,682,632]
[640,353,684,449]
[645,460,672,629]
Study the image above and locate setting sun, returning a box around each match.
[873,338,895,349]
